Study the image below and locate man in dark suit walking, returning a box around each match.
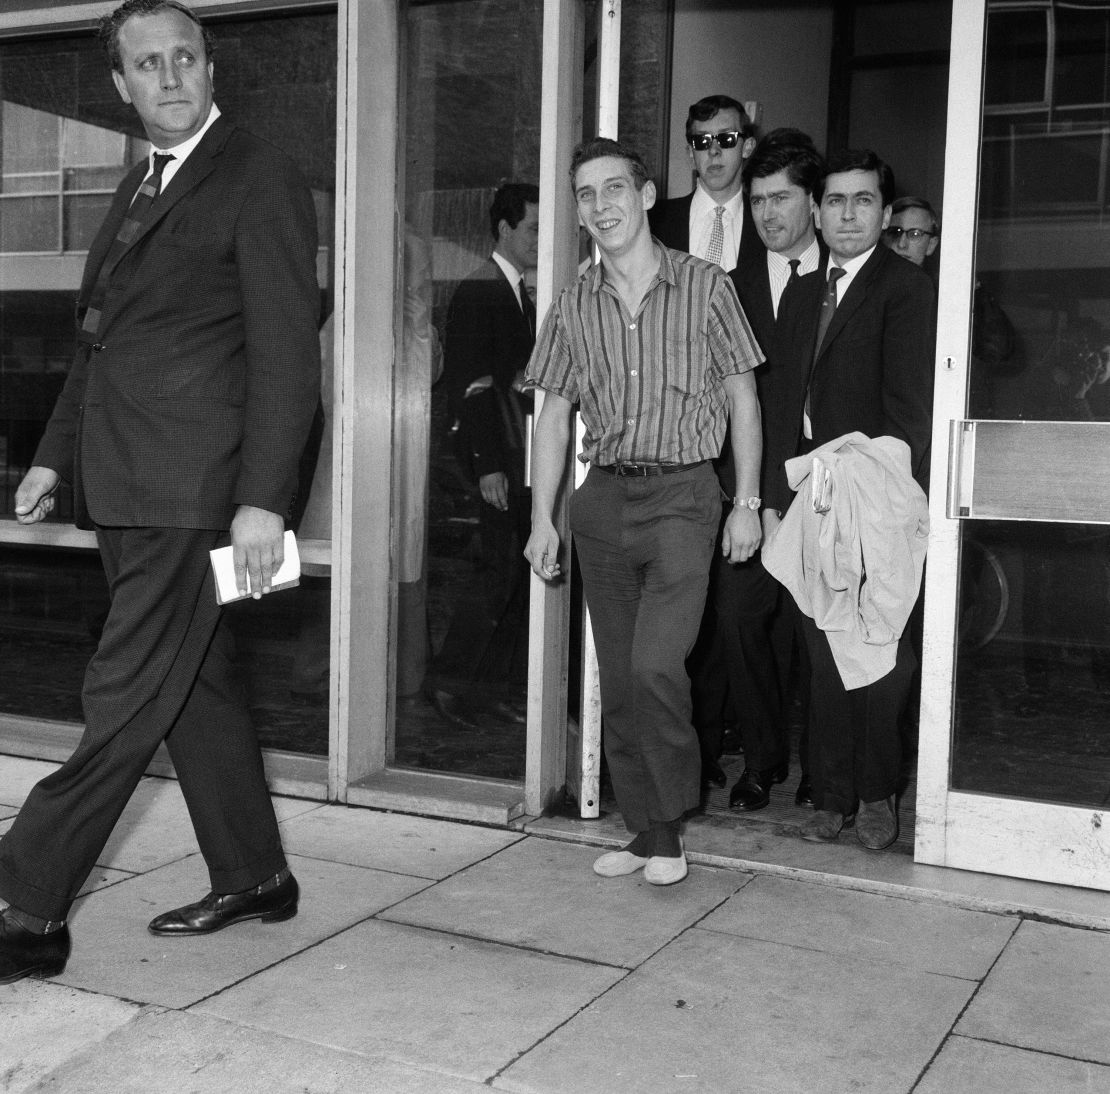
[767,149,934,849]
[431,184,539,727]
[721,129,826,813]
[649,94,764,788]
[648,93,763,275]
[1,0,320,982]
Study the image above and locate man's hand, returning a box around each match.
[14,467,60,525]
[524,520,562,581]
[721,505,762,564]
[230,505,285,599]
[479,471,509,511]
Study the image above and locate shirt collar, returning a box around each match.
[150,102,221,167]
[768,236,820,274]
[827,242,877,279]
[490,249,523,286]
[690,182,744,222]
[589,239,676,294]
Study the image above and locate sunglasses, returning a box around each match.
[884,226,936,241]
[688,130,743,151]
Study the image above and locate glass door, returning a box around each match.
[918,0,1110,889]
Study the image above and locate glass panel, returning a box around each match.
[0,11,337,760]
[953,5,1110,808]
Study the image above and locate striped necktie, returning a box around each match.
[805,266,846,433]
[79,153,174,345]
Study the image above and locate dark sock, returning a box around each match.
[622,831,653,857]
[650,819,682,858]
[4,906,65,934]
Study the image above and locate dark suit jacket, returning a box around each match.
[443,259,534,487]
[34,116,321,530]
[648,190,765,274]
[765,245,935,514]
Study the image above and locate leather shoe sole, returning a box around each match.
[0,916,70,984]
[644,851,688,886]
[148,874,299,936]
[728,761,788,811]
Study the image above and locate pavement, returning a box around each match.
[1,754,1109,1094]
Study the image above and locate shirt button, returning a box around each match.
[631,370,637,376]
[627,418,634,425]
[629,323,637,330]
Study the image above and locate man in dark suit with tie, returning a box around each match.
[1,0,320,982]
[767,149,934,849]
[649,94,764,789]
[720,129,826,813]
[431,183,539,727]
[648,94,764,275]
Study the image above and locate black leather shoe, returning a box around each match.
[794,775,815,808]
[0,912,70,983]
[148,873,299,936]
[728,762,788,811]
[701,758,727,789]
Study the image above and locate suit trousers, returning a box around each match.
[0,525,287,921]
[570,463,720,833]
[712,551,788,771]
[797,608,915,816]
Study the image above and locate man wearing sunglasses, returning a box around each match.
[883,196,940,271]
[648,94,763,276]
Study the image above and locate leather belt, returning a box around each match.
[593,460,706,477]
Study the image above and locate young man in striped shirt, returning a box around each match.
[524,137,764,885]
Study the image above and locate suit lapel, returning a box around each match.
[79,160,148,306]
[101,117,232,281]
[814,245,885,359]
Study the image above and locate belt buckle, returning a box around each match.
[616,462,646,477]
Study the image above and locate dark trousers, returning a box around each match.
[797,608,915,816]
[712,552,789,771]
[0,525,287,921]
[570,463,720,833]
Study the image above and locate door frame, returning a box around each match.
[915,0,1110,890]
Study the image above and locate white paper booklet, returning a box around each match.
[210,530,300,605]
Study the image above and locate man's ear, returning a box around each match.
[741,136,756,160]
[641,179,657,212]
[112,69,131,105]
[926,235,939,257]
[881,205,892,230]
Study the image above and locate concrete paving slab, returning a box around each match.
[0,979,142,1093]
[25,1008,495,1094]
[915,1035,1110,1093]
[54,852,431,1008]
[381,836,748,967]
[499,926,974,1094]
[97,777,317,875]
[280,804,524,879]
[699,873,1018,979]
[957,919,1110,1064]
[194,917,625,1084]
[0,757,57,808]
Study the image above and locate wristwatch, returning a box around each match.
[733,495,761,511]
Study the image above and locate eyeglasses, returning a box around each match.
[689,130,743,151]
[884,226,936,242]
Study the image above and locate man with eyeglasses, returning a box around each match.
[524,137,764,886]
[883,196,940,270]
[649,94,763,276]
[763,149,934,852]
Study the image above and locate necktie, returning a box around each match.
[804,266,846,433]
[79,153,174,345]
[788,258,801,283]
[705,205,726,268]
[521,279,536,341]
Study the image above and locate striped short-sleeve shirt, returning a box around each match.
[526,242,764,466]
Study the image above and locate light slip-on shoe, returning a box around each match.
[800,809,855,843]
[644,850,688,886]
[592,850,649,878]
[856,796,899,850]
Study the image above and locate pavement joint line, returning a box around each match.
[944,1031,1110,1070]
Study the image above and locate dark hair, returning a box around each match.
[569,137,650,192]
[742,127,825,196]
[99,0,215,73]
[489,183,540,241]
[818,149,895,206]
[684,94,756,143]
[892,195,939,235]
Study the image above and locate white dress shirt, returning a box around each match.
[688,184,745,271]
